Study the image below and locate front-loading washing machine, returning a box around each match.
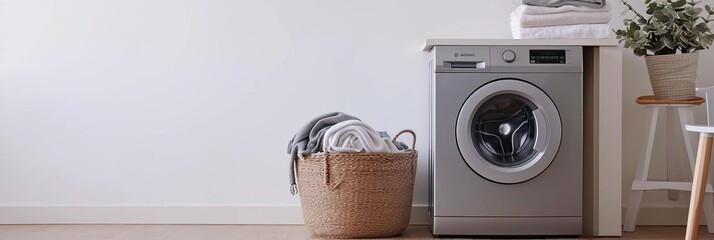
[428,45,583,236]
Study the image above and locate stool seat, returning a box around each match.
[636,95,705,106]
[624,97,714,234]
[687,125,714,134]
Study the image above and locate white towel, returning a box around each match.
[521,3,611,15]
[511,5,611,28]
[511,23,612,39]
[322,120,400,153]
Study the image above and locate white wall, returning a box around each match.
[0,0,514,208]
[2,0,714,224]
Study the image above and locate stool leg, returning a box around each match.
[679,107,714,233]
[686,133,714,240]
[669,108,681,201]
[625,106,659,232]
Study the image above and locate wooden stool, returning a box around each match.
[624,95,713,233]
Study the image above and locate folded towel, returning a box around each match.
[322,120,401,153]
[511,23,612,39]
[511,5,611,28]
[520,0,606,8]
[287,112,359,194]
[521,2,611,15]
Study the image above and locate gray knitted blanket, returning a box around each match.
[286,112,359,195]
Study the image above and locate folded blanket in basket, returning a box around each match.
[511,23,611,39]
[518,0,606,8]
[287,112,359,195]
[322,120,401,153]
[511,5,611,27]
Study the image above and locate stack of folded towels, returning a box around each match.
[510,0,612,39]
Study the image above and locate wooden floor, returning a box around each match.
[0,225,711,239]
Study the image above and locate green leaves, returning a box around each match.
[671,0,686,8]
[616,0,714,56]
[684,21,694,31]
[694,22,709,33]
[647,2,658,14]
[662,34,675,49]
[654,10,672,23]
[653,40,667,52]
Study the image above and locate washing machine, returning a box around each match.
[428,45,583,236]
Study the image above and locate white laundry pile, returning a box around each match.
[510,1,612,39]
[322,119,401,153]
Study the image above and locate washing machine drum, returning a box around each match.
[456,79,562,184]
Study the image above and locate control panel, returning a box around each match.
[529,50,566,64]
[433,46,582,73]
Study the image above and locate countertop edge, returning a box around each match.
[422,39,620,51]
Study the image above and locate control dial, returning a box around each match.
[502,50,516,63]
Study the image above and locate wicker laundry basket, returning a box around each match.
[296,129,418,239]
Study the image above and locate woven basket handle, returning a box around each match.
[392,129,416,150]
[322,153,343,189]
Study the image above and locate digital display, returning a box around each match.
[530,50,566,64]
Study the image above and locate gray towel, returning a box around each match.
[287,112,359,195]
[377,131,410,151]
[394,141,410,151]
[521,0,606,8]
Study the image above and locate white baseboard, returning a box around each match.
[0,205,430,225]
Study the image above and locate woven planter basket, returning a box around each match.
[645,52,699,100]
[296,129,418,239]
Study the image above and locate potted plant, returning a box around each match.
[615,0,714,100]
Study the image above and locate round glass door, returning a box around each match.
[471,94,538,168]
[456,79,561,184]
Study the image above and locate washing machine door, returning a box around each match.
[456,79,562,184]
